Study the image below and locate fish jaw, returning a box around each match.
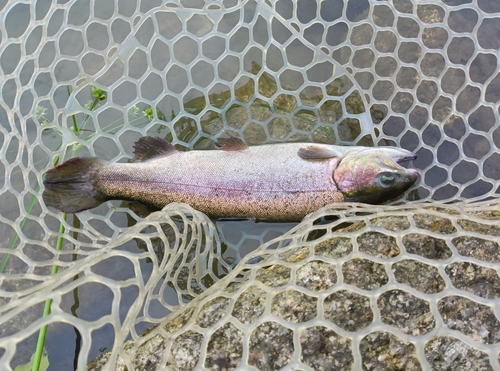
[333,147,418,203]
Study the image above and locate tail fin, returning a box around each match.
[43,157,108,213]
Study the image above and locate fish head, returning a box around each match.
[333,147,418,203]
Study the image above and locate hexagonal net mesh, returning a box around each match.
[0,0,498,370]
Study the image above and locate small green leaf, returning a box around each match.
[35,106,47,121]
[14,352,49,371]
[128,105,140,118]
[91,86,106,100]
[143,107,154,121]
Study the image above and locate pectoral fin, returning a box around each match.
[298,145,342,160]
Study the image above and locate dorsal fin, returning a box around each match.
[215,136,249,151]
[298,145,342,160]
[133,136,178,162]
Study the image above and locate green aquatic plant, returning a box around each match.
[15,86,202,371]
[30,213,66,371]
[5,86,117,371]
[31,86,107,371]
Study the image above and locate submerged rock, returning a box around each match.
[88,203,500,371]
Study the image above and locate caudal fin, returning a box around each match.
[43,157,108,213]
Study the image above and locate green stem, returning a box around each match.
[79,97,100,132]
[67,86,78,133]
[27,87,108,370]
[31,213,67,371]
[71,215,81,369]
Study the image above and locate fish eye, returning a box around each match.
[378,172,396,188]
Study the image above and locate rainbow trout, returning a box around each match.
[43,137,418,221]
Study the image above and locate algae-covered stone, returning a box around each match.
[445,262,500,299]
[452,236,500,263]
[300,326,353,370]
[268,117,292,139]
[250,98,273,121]
[370,215,411,231]
[425,336,493,371]
[360,331,422,371]
[295,260,337,291]
[413,213,457,234]
[458,219,500,236]
[402,233,452,260]
[87,205,500,371]
[338,117,362,141]
[255,264,291,287]
[342,258,388,290]
[232,285,267,324]
[205,323,244,370]
[133,334,168,370]
[196,296,231,328]
[279,244,310,263]
[243,122,267,144]
[271,289,318,323]
[248,321,294,371]
[438,296,500,344]
[378,289,435,336]
[166,330,204,370]
[292,109,316,131]
[324,290,373,331]
[358,231,400,258]
[314,237,353,259]
[225,105,248,129]
[393,259,446,294]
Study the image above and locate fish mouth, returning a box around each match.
[396,155,417,164]
[405,168,419,182]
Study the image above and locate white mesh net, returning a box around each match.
[0,0,499,370]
